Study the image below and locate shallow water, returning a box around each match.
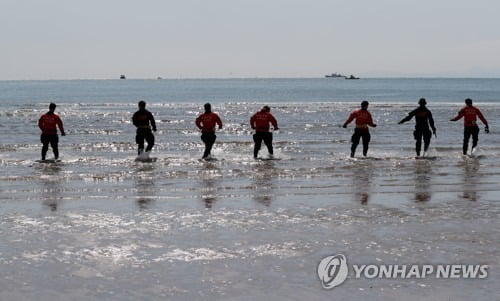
[0,79,499,300]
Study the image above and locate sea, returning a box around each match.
[0,78,499,300]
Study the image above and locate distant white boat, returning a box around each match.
[325,72,345,78]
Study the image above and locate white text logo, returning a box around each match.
[318,254,488,289]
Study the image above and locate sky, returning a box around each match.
[2,0,500,80]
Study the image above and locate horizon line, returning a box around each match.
[1,76,500,81]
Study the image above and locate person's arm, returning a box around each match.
[57,115,66,136]
[476,108,490,133]
[216,114,223,129]
[476,108,488,127]
[149,112,157,131]
[195,115,203,130]
[398,110,415,124]
[132,112,139,127]
[450,109,464,121]
[367,112,377,127]
[270,114,278,130]
[342,112,355,128]
[38,116,44,131]
[428,110,436,134]
[250,114,256,129]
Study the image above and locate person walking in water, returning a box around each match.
[398,98,437,157]
[450,98,489,155]
[250,105,279,159]
[195,103,223,159]
[38,103,66,160]
[132,100,157,156]
[343,100,377,158]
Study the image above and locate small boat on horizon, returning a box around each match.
[345,75,360,80]
[120,75,126,80]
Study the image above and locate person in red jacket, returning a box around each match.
[450,98,489,155]
[250,106,279,159]
[343,100,377,158]
[38,103,66,160]
[195,103,223,159]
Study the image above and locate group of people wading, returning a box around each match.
[341,98,489,158]
[38,98,489,161]
[193,103,279,159]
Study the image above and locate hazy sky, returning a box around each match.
[2,0,500,79]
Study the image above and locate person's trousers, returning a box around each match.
[136,128,155,154]
[413,128,432,156]
[351,128,370,156]
[201,132,217,158]
[41,134,59,159]
[253,132,273,158]
[463,126,479,155]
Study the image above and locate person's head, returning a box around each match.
[49,103,56,112]
[419,98,427,106]
[465,98,473,106]
[262,105,271,112]
[361,100,369,110]
[204,103,212,113]
[138,100,146,109]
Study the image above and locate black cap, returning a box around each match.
[49,103,56,110]
[138,100,146,108]
[465,98,473,105]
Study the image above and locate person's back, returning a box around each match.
[250,108,278,132]
[343,101,376,157]
[132,101,156,156]
[133,107,156,130]
[450,98,489,155]
[39,111,64,135]
[399,98,436,157]
[195,103,223,159]
[412,106,434,130]
[196,112,222,133]
[250,106,279,158]
[344,106,375,131]
[453,105,487,127]
[352,109,373,129]
[38,103,65,160]
[399,98,436,131]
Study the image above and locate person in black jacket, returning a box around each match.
[398,98,436,157]
[132,100,157,155]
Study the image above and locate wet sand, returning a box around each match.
[1,154,499,300]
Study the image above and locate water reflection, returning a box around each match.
[414,160,432,202]
[351,160,373,205]
[251,161,278,206]
[201,178,219,209]
[198,162,222,209]
[461,158,480,202]
[134,163,156,210]
[37,164,63,211]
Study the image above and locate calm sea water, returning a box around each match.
[0,78,499,300]
[2,78,500,104]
